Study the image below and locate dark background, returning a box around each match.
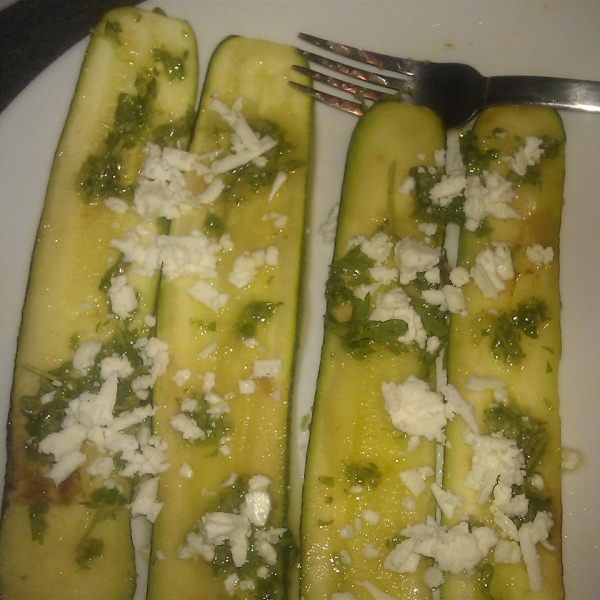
[0,0,143,114]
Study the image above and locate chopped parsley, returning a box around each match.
[481,298,549,365]
[153,47,187,81]
[235,301,281,339]
[485,402,547,473]
[21,327,154,460]
[216,118,303,205]
[459,129,499,176]
[411,165,466,231]
[326,294,408,359]
[78,72,158,203]
[76,487,128,569]
[345,461,381,490]
[29,501,50,544]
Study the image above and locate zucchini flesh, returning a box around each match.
[300,102,447,599]
[442,107,565,599]
[146,37,313,599]
[0,8,198,599]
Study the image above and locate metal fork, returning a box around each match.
[291,32,600,129]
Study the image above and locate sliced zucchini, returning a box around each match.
[0,8,198,599]
[442,106,565,599]
[145,37,313,599]
[300,102,449,599]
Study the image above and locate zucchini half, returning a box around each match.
[300,102,448,599]
[0,8,198,599]
[442,107,565,599]
[146,37,313,600]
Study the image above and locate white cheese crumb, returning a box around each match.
[394,238,441,285]
[562,447,583,471]
[179,462,194,478]
[383,376,452,445]
[238,379,256,394]
[449,266,470,287]
[526,243,554,267]
[423,565,444,589]
[470,242,514,299]
[170,413,205,441]
[494,539,522,564]
[187,280,229,313]
[72,340,102,375]
[398,176,416,196]
[370,288,427,349]
[430,483,464,519]
[464,170,519,231]
[508,136,544,176]
[130,477,163,523]
[360,509,380,525]
[252,359,282,379]
[172,368,191,387]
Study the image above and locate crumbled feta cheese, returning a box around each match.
[360,509,380,525]
[359,232,394,264]
[238,379,256,394]
[179,462,194,478]
[394,238,441,284]
[241,488,272,527]
[385,517,497,576]
[463,170,519,231]
[172,368,191,387]
[72,340,102,375]
[508,136,544,176]
[179,512,251,567]
[519,511,554,592]
[398,176,416,196]
[399,466,434,496]
[449,266,470,287]
[268,171,288,201]
[252,359,282,379]
[494,539,522,564]
[382,376,452,445]
[170,413,205,441]
[402,497,416,511]
[464,429,525,505]
[430,483,464,519]
[429,174,466,207]
[130,477,163,523]
[228,247,278,289]
[440,384,479,434]
[370,288,427,349]
[526,243,554,267]
[105,196,129,214]
[470,242,514,299]
[187,280,229,312]
[423,565,444,589]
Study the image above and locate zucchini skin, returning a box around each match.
[442,107,565,599]
[0,7,198,599]
[300,102,446,600]
[146,36,313,600]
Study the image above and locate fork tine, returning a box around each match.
[298,32,420,77]
[288,81,366,117]
[292,64,389,103]
[296,48,412,95]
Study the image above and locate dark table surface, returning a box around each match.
[0,0,143,115]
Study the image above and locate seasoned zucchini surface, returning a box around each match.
[0,8,198,599]
[146,36,313,600]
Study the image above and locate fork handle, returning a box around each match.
[486,76,600,114]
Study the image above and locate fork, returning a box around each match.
[291,33,600,129]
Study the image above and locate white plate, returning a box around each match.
[1,1,599,598]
